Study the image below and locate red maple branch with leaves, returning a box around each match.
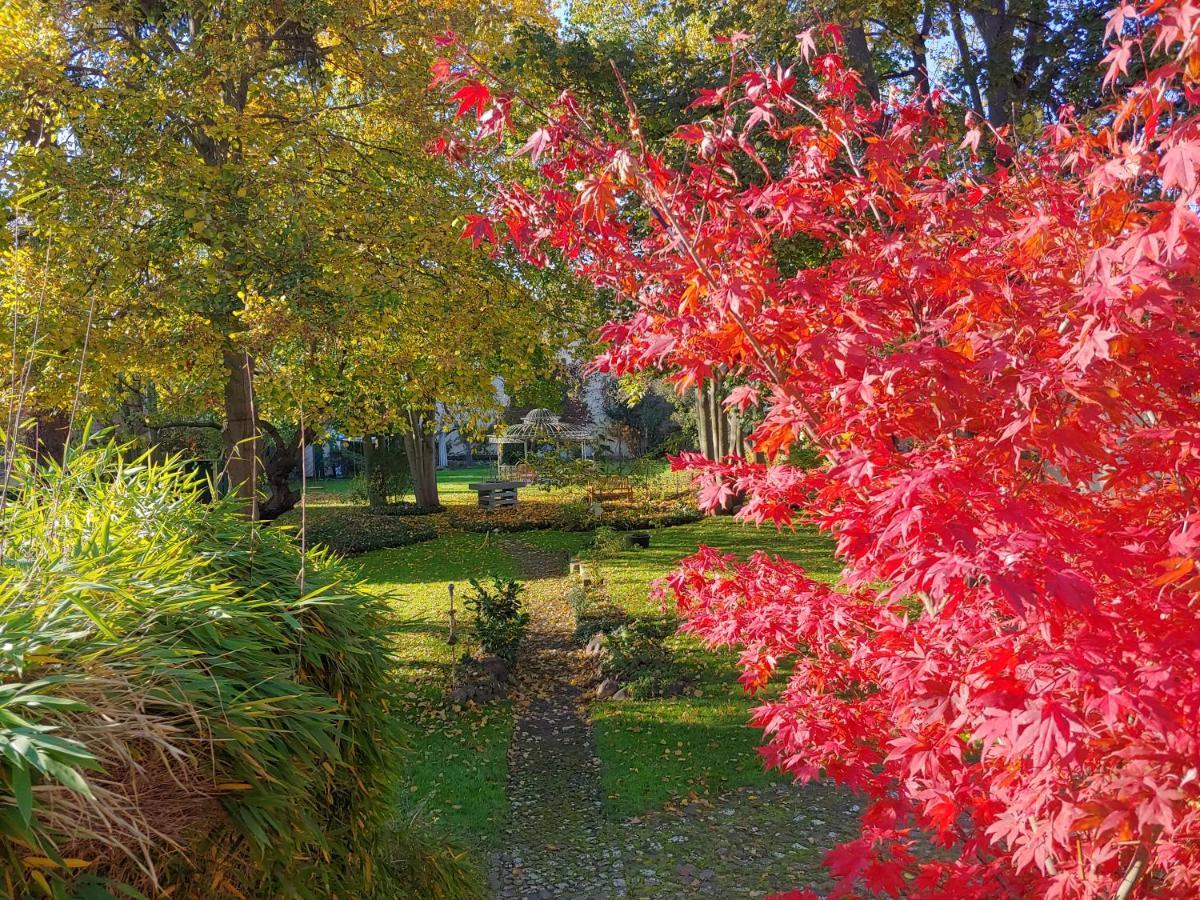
[430,5,1200,896]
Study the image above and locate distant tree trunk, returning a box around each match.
[844,21,881,103]
[222,348,258,517]
[258,422,311,520]
[968,0,1020,126]
[696,381,717,460]
[362,434,384,508]
[696,377,747,461]
[403,409,439,508]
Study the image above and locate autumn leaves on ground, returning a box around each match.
[6,0,1200,898]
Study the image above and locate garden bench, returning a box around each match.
[587,475,634,502]
[468,480,522,509]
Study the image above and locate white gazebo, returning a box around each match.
[488,408,594,478]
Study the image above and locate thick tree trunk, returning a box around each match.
[969,1,1019,126]
[259,422,309,520]
[843,22,881,103]
[403,409,440,508]
[222,348,258,517]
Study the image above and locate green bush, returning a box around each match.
[0,439,469,898]
[447,498,696,534]
[590,526,630,558]
[464,577,530,664]
[278,506,437,554]
[524,453,596,491]
[603,618,683,698]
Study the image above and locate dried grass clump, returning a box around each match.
[0,439,473,898]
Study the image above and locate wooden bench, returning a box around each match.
[587,475,634,502]
[497,463,537,484]
[468,480,522,509]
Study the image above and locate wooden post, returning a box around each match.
[447,583,458,645]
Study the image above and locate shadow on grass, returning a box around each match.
[593,696,784,819]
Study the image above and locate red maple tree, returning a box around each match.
[433,4,1200,895]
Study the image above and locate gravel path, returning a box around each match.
[489,540,626,899]
[488,538,861,899]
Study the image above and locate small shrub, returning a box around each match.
[602,618,684,698]
[590,526,630,558]
[556,499,596,531]
[567,582,593,619]
[525,453,596,491]
[464,577,530,664]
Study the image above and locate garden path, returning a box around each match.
[488,537,861,898]
[489,539,626,899]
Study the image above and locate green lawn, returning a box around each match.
[587,517,840,818]
[351,528,519,851]
[337,465,843,853]
[299,463,495,509]
[434,464,495,504]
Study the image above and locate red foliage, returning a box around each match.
[433,5,1200,896]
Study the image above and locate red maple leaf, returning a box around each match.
[450,81,492,119]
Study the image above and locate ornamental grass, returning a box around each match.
[0,439,472,898]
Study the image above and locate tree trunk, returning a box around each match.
[403,409,440,508]
[843,21,881,103]
[696,385,714,459]
[949,1,987,118]
[259,421,309,520]
[222,348,258,517]
[969,1,1019,126]
[912,1,934,105]
[362,434,385,508]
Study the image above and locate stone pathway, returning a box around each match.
[490,540,625,899]
[489,538,861,899]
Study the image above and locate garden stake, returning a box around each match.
[447,582,458,645]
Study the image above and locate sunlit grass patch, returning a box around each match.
[586,516,839,817]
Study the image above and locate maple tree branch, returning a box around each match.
[606,61,825,449]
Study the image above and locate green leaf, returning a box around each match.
[9,763,32,825]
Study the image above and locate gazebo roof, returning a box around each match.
[488,407,594,445]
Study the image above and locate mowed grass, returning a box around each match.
[588,516,841,819]
[435,464,495,504]
[328,464,843,848]
[351,521,520,852]
[300,463,494,508]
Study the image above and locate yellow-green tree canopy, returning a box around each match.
[1,0,589,510]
